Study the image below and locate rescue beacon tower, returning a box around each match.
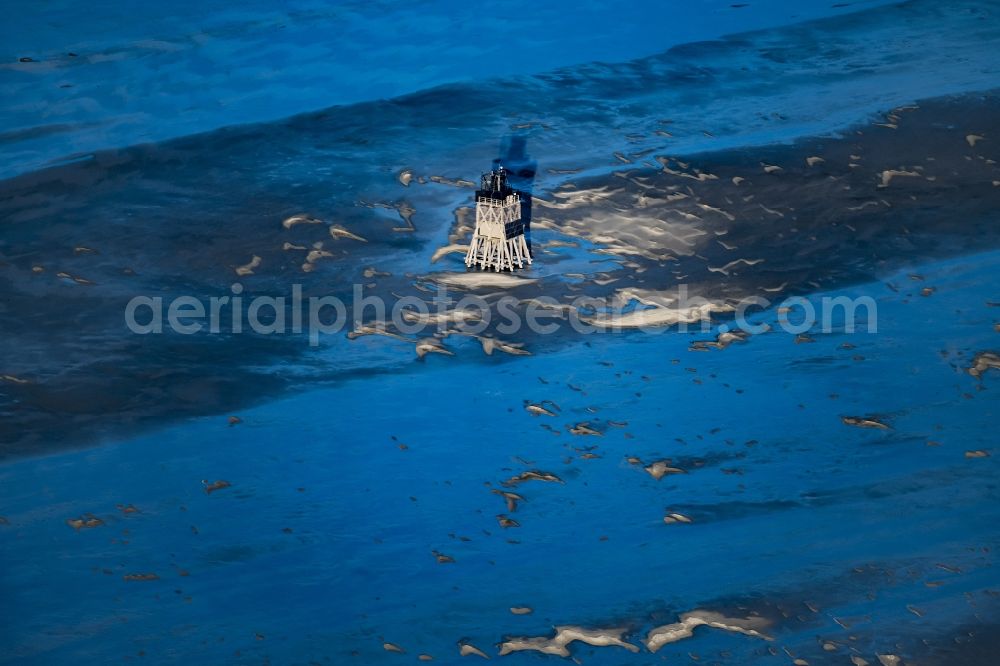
[465,166,532,271]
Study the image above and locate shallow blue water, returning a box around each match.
[2,250,998,663]
[2,1,1000,664]
[1,0,908,179]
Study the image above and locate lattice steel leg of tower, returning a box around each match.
[465,235,533,272]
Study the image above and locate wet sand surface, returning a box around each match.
[2,90,999,458]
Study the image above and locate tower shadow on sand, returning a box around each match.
[492,135,537,252]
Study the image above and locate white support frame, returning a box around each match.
[465,193,532,272]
